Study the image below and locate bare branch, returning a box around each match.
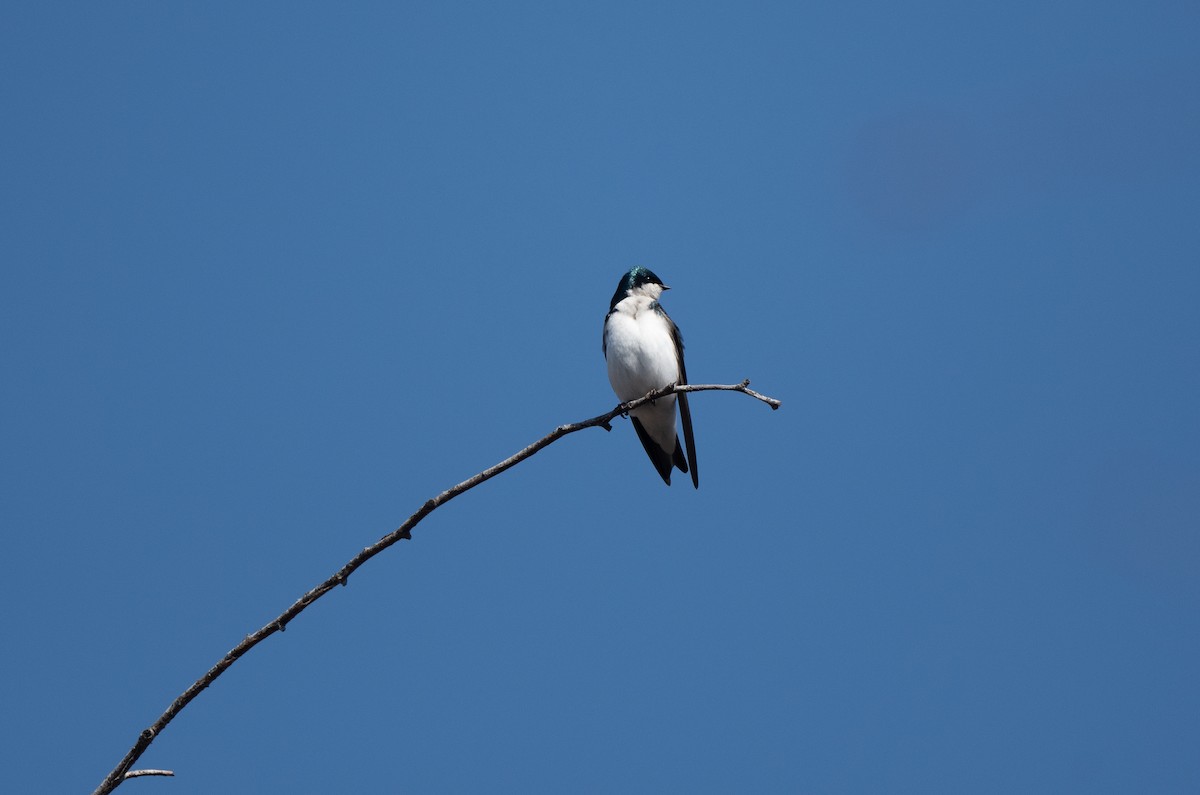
[123,770,174,779]
[91,380,780,795]
[672,380,782,410]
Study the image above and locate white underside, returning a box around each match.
[604,295,681,455]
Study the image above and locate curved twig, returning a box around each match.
[91,380,781,794]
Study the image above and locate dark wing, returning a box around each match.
[632,416,676,485]
[666,311,699,489]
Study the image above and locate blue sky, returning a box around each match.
[2,3,1198,793]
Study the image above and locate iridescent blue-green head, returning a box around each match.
[609,266,668,311]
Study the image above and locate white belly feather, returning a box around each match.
[604,297,681,454]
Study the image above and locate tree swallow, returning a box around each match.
[602,267,699,488]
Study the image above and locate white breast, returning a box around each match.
[604,296,680,402]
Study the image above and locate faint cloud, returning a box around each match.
[840,66,1200,234]
[843,107,982,233]
[1083,449,1200,591]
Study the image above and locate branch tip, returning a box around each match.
[124,770,174,780]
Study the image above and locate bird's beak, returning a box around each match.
[662,284,671,291]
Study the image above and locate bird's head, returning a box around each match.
[610,266,668,310]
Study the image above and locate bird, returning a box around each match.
[602,266,698,488]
